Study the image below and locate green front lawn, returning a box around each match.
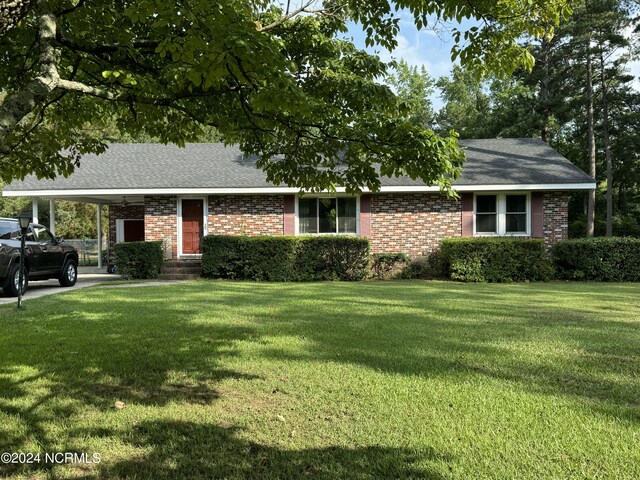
[1,280,639,479]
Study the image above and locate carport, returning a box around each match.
[2,191,144,269]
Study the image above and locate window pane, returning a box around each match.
[0,221,20,240]
[476,214,497,233]
[338,198,357,233]
[299,197,317,234]
[476,195,497,213]
[33,226,53,243]
[318,198,337,233]
[506,195,527,213]
[506,213,527,233]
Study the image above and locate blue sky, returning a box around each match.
[344,14,476,110]
[347,14,472,80]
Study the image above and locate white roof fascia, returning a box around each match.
[453,183,596,192]
[2,183,597,197]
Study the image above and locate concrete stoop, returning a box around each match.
[158,260,202,281]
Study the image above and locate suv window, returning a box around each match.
[32,225,54,243]
[0,220,20,240]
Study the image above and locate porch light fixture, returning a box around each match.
[17,211,31,309]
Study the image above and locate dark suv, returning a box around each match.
[0,218,79,297]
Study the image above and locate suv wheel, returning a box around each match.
[59,260,78,287]
[3,263,28,297]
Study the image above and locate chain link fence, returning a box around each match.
[63,239,106,266]
[64,237,171,265]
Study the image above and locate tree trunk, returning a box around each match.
[586,47,596,238]
[539,36,551,143]
[0,10,59,154]
[618,180,626,214]
[600,51,613,236]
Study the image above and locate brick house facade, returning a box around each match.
[145,196,177,258]
[106,191,570,259]
[208,195,285,237]
[368,193,462,255]
[542,192,570,245]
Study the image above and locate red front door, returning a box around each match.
[182,199,203,254]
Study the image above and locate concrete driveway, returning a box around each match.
[0,267,121,305]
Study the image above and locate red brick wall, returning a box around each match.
[208,195,284,235]
[145,196,178,258]
[370,193,462,255]
[107,204,144,258]
[108,192,569,260]
[543,191,569,246]
[368,191,569,255]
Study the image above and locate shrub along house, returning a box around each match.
[2,138,595,262]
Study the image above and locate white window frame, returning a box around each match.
[177,196,209,257]
[474,192,531,237]
[115,218,145,243]
[295,194,360,236]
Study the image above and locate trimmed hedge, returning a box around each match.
[440,238,553,282]
[242,236,298,281]
[203,235,370,281]
[114,241,163,279]
[552,237,640,281]
[371,253,409,279]
[401,255,441,279]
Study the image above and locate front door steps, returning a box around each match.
[158,260,202,281]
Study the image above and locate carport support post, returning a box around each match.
[49,199,55,235]
[97,204,103,269]
[31,198,39,225]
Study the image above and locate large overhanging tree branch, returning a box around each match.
[0,0,35,38]
[0,0,571,192]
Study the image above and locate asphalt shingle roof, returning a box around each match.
[4,138,594,192]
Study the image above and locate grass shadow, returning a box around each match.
[0,280,638,477]
[93,420,449,479]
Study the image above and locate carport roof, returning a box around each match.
[3,138,595,201]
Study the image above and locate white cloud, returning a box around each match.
[377,33,455,79]
[347,16,479,110]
